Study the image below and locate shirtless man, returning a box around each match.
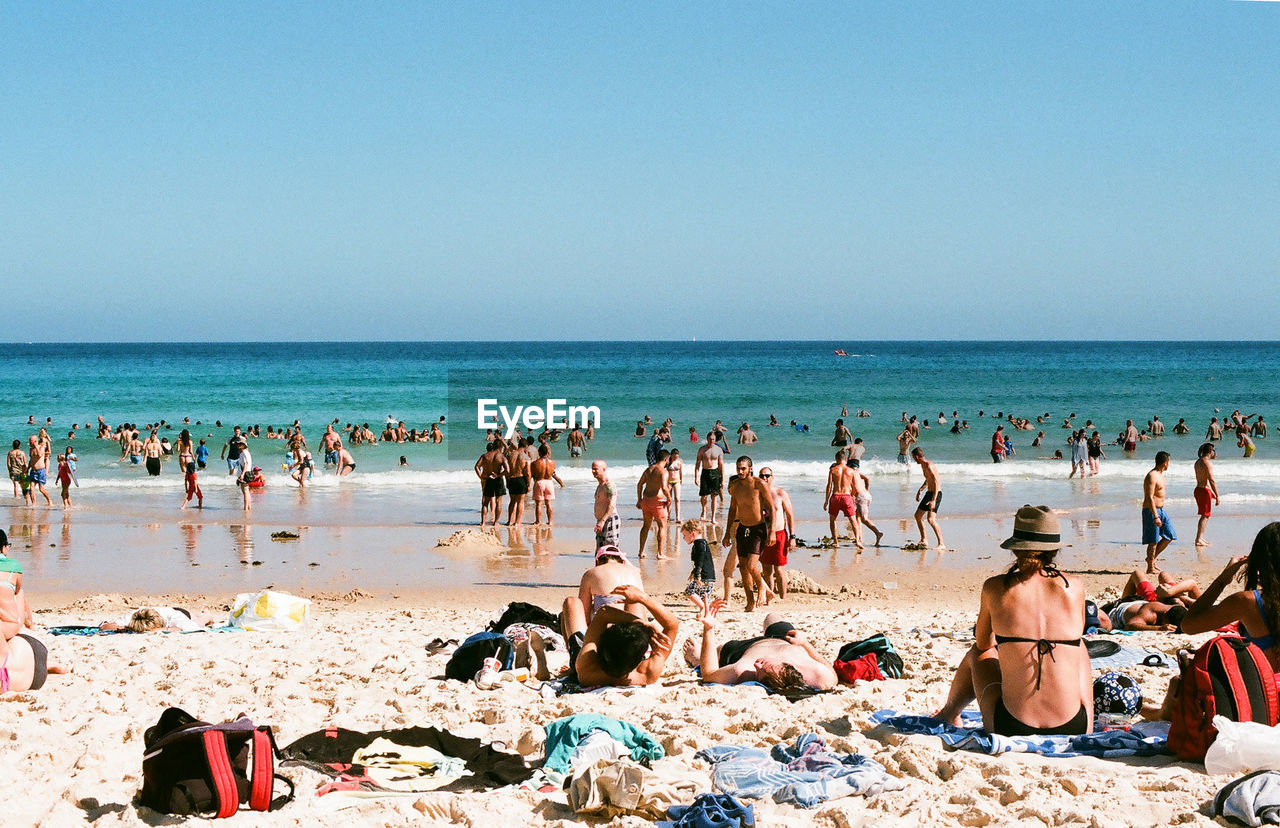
[567,427,587,458]
[474,441,509,527]
[636,450,671,558]
[320,426,341,466]
[896,428,915,466]
[560,580,678,688]
[694,432,725,519]
[1254,417,1268,439]
[530,444,565,525]
[848,437,865,468]
[126,431,144,467]
[1173,418,1190,435]
[591,461,620,549]
[686,600,837,692]
[912,447,945,549]
[505,442,532,525]
[823,450,857,550]
[7,440,27,498]
[1124,420,1140,453]
[143,430,164,477]
[724,456,773,612]
[831,418,852,448]
[1151,416,1165,437]
[27,436,52,506]
[1142,451,1175,573]
[1206,417,1224,441]
[737,423,757,445]
[758,467,795,602]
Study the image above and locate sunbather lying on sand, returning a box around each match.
[685,598,837,692]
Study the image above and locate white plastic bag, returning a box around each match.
[1204,715,1280,775]
[228,590,312,631]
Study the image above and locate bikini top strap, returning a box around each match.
[1041,562,1070,589]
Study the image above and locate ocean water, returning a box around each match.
[4,341,1277,592]
[2,340,1279,513]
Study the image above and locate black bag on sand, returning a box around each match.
[139,707,294,818]
[837,633,905,678]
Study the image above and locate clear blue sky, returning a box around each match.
[3,3,1277,341]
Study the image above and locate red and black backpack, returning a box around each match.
[139,707,294,817]
[1168,636,1279,761]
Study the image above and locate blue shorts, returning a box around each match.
[324,450,337,465]
[29,468,47,486]
[1142,507,1176,544]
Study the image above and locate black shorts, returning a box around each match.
[719,621,795,667]
[917,491,942,513]
[735,522,768,557]
[483,477,506,498]
[507,476,529,496]
[146,456,162,476]
[699,469,722,497]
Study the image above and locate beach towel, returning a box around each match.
[1215,770,1280,826]
[47,625,241,636]
[1085,636,1171,670]
[868,710,1169,758]
[695,733,903,808]
[280,725,533,790]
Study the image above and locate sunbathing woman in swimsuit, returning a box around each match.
[0,529,67,693]
[936,505,1092,736]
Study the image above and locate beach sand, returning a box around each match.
[2,510,1258,827]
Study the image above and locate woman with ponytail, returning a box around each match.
[936,505,1092,736]
[1180,522,1280,680]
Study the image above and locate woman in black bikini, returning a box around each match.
[1180,523,1280,677]
[936,505,1092,736]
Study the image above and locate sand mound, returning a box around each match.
[785,572,832,595]
[435,529,505,549]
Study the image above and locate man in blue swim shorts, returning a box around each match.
[1142,451,1176,573]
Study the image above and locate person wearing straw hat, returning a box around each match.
[936,505,1092,736]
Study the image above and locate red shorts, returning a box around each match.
[828,493,854,517]
[1194,486,1213,517]
[640,497,668,521]
[1135,580,1158,602]
[761,530,788,567]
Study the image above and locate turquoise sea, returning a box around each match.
[3,341,1278,593]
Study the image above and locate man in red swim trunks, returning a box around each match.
[823,450,857,551]
[758,467,795,603]
[1193,442,1220,547]
[636,449,671,559]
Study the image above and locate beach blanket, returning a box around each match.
[1086,637,1172,670]
[47,625,241,636]
[868,710,1169,758]
[696,733,904,808]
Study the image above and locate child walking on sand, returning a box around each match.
[681,520,717,609]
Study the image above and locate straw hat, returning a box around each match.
[1000,505,1070,552]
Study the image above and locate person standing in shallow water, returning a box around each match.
[1142,451,1175,573]
[912,447,945,550]
[1192,443,1220,548]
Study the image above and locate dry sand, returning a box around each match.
[0,569,1241,827]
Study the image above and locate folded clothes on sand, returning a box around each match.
[696,733,903,808]
[868,710,1170,758]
